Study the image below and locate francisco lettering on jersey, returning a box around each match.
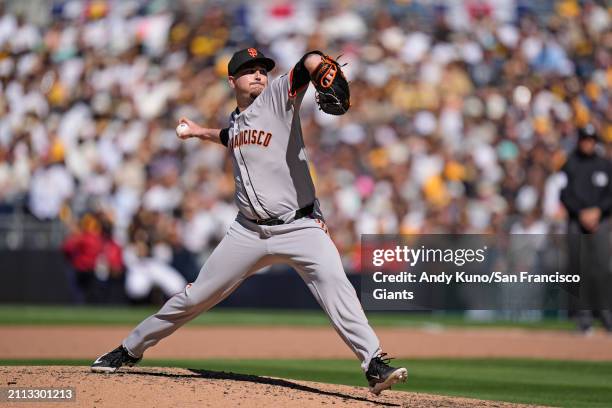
[230,129,272,149]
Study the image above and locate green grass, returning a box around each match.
[0,305,577,330]
[2,358,610,407]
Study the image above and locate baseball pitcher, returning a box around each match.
[91,48,407,395]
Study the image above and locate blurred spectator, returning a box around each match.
[120,207,187,303]
[0,0,609,280]
[61,211,124,303]
[560,125,612,334]
[123,238,187,305]
[28,146,74,220]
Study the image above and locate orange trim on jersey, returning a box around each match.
[315,219,329,235]
[288,68,309,98]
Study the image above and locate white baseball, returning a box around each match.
[176,123,190,136]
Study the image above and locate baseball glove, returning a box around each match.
[311,54,350,115]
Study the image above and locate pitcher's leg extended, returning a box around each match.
[272,226,374,359]
[92,221,269,372]
[276,226,407,393]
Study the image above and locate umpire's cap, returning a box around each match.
[228,48,275,76]
[578,124,599,141]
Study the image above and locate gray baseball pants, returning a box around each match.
[123,214,381,371]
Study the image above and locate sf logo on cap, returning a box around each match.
[248,48,258,57]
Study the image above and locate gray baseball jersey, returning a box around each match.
[227,74,322,222]
[120,66,381,372]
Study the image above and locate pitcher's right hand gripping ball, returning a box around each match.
[311,53,350,115]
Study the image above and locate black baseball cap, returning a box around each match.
[578,124,599,141]
[228,48,275,76]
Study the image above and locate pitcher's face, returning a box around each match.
[229,63,269,100]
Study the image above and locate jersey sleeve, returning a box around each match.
[288,57,311,97]
[220,128,230,147]
[260,60,310,117]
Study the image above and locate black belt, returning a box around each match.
[249,203,314,226]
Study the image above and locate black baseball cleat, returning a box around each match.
[366,353,408,395]
[91,345,141,373]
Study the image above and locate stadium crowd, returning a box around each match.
[0,0,609,302]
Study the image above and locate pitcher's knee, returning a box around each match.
[183,285,225,312]
[183,288,205,309]
[314,264,352,285]
[160,285,200,311]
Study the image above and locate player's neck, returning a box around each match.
[236,94,256,112]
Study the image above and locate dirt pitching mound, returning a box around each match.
[0,366,537,408]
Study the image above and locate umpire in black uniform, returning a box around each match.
[560,124,612,333]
